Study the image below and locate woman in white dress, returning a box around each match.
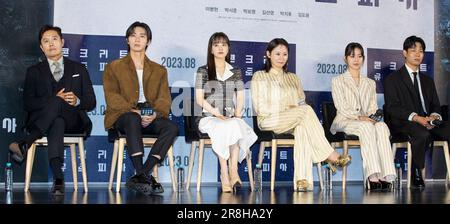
[195,32,258,193]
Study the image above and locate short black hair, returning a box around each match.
[344,42,365,61]
[265,38,289,72]
[39,24,62,43]
[403,35,426,51]
[125,21,152,51]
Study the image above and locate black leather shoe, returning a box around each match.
[126,173,153,195]
[9,142,28,164]
[149,175,164,194]
[379,180,393,191]
[366,179,382,191]
[51,178,65,196]
[411,167,425,189]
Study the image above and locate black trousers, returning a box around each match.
[114,112,178,162]
[393,121,450,169]
[29,97,83,160]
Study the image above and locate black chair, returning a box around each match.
[25,132,89,192]
[252,112,324,191]
[321,101,360,189]
[183,99,254,191]
[107,128,176,192]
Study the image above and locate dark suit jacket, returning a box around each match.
[23,57,96,135]
[384,65,441,128]
[103,54,171,130]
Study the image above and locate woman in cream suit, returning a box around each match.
[251,38,351,192]
[331,42,396,191]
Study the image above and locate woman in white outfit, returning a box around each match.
[195,32,258,193]
[330,42,396,191]
[251,38,351,192]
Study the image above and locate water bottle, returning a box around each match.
[395,160,402,190]
[177,167,185,192]
[5,153,13,192]
[254,164,262,192]
[322,163,332,191]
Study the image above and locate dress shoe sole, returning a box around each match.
[126,182,154,195]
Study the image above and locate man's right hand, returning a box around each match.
[413,115,433,129]
[56,88,65,100]
[131,109,141,115]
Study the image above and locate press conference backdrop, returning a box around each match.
[1,0,448,184]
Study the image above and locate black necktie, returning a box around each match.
[412,72,425,116]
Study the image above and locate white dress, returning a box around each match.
[199,117,257,162]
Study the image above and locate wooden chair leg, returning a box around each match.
[24,144,37,192]
[167,146,177,192]
[70,144,78,191]
[258,142,265,166]
[186,141,197,190]
[153,165,158,181]
[342,141,349,190]
[246,151,254,191]
[108,140,119,190]
[317,162,323,190]
[115,138,125,193]
[197,139,205,192]
[441,142,450,183]
[78,138,88,192]
[270,139,277,191]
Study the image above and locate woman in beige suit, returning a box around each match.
[251,38,351,191]
[331,42,395,190]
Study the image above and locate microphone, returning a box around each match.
[429,119,444,127]
[369,109,383,122]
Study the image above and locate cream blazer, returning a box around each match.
[330,71,378,134]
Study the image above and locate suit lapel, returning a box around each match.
[143,56,154,97]
[125,55,139,101]
[399,65,423,113]
[343,71,359,99]
[63,58,73,92]
[38,59,54,84]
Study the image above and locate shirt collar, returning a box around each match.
[47,56,64,67]
[216,62,234,81]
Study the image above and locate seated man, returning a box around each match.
[9,25,96,195]
[103,22,178,195]
[384,35,450,189]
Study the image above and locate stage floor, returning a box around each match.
[1,181,449,204]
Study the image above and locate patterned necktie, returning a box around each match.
[53,61,63,82]
[412,72,425,116]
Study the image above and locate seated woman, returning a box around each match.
[195,32,258,193]
[251,38,351,192]
[330,42,395,191]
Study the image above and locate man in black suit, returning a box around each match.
[384,36,450,189]
[9,25,96,195]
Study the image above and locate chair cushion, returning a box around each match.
[390,132,410,143]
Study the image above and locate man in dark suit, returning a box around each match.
[9,25,96,195]
[384,36,450,189]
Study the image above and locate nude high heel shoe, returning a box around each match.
[220,174,232,193]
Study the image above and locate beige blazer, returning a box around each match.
[330,71,378,134]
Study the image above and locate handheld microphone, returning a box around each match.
[429,119,444,127]
[369,109,383,122]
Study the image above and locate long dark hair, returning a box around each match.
[265,38,289,72]
[207,32,231,80]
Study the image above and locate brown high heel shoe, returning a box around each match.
[296,179,309,192]
[220,174,232,193]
